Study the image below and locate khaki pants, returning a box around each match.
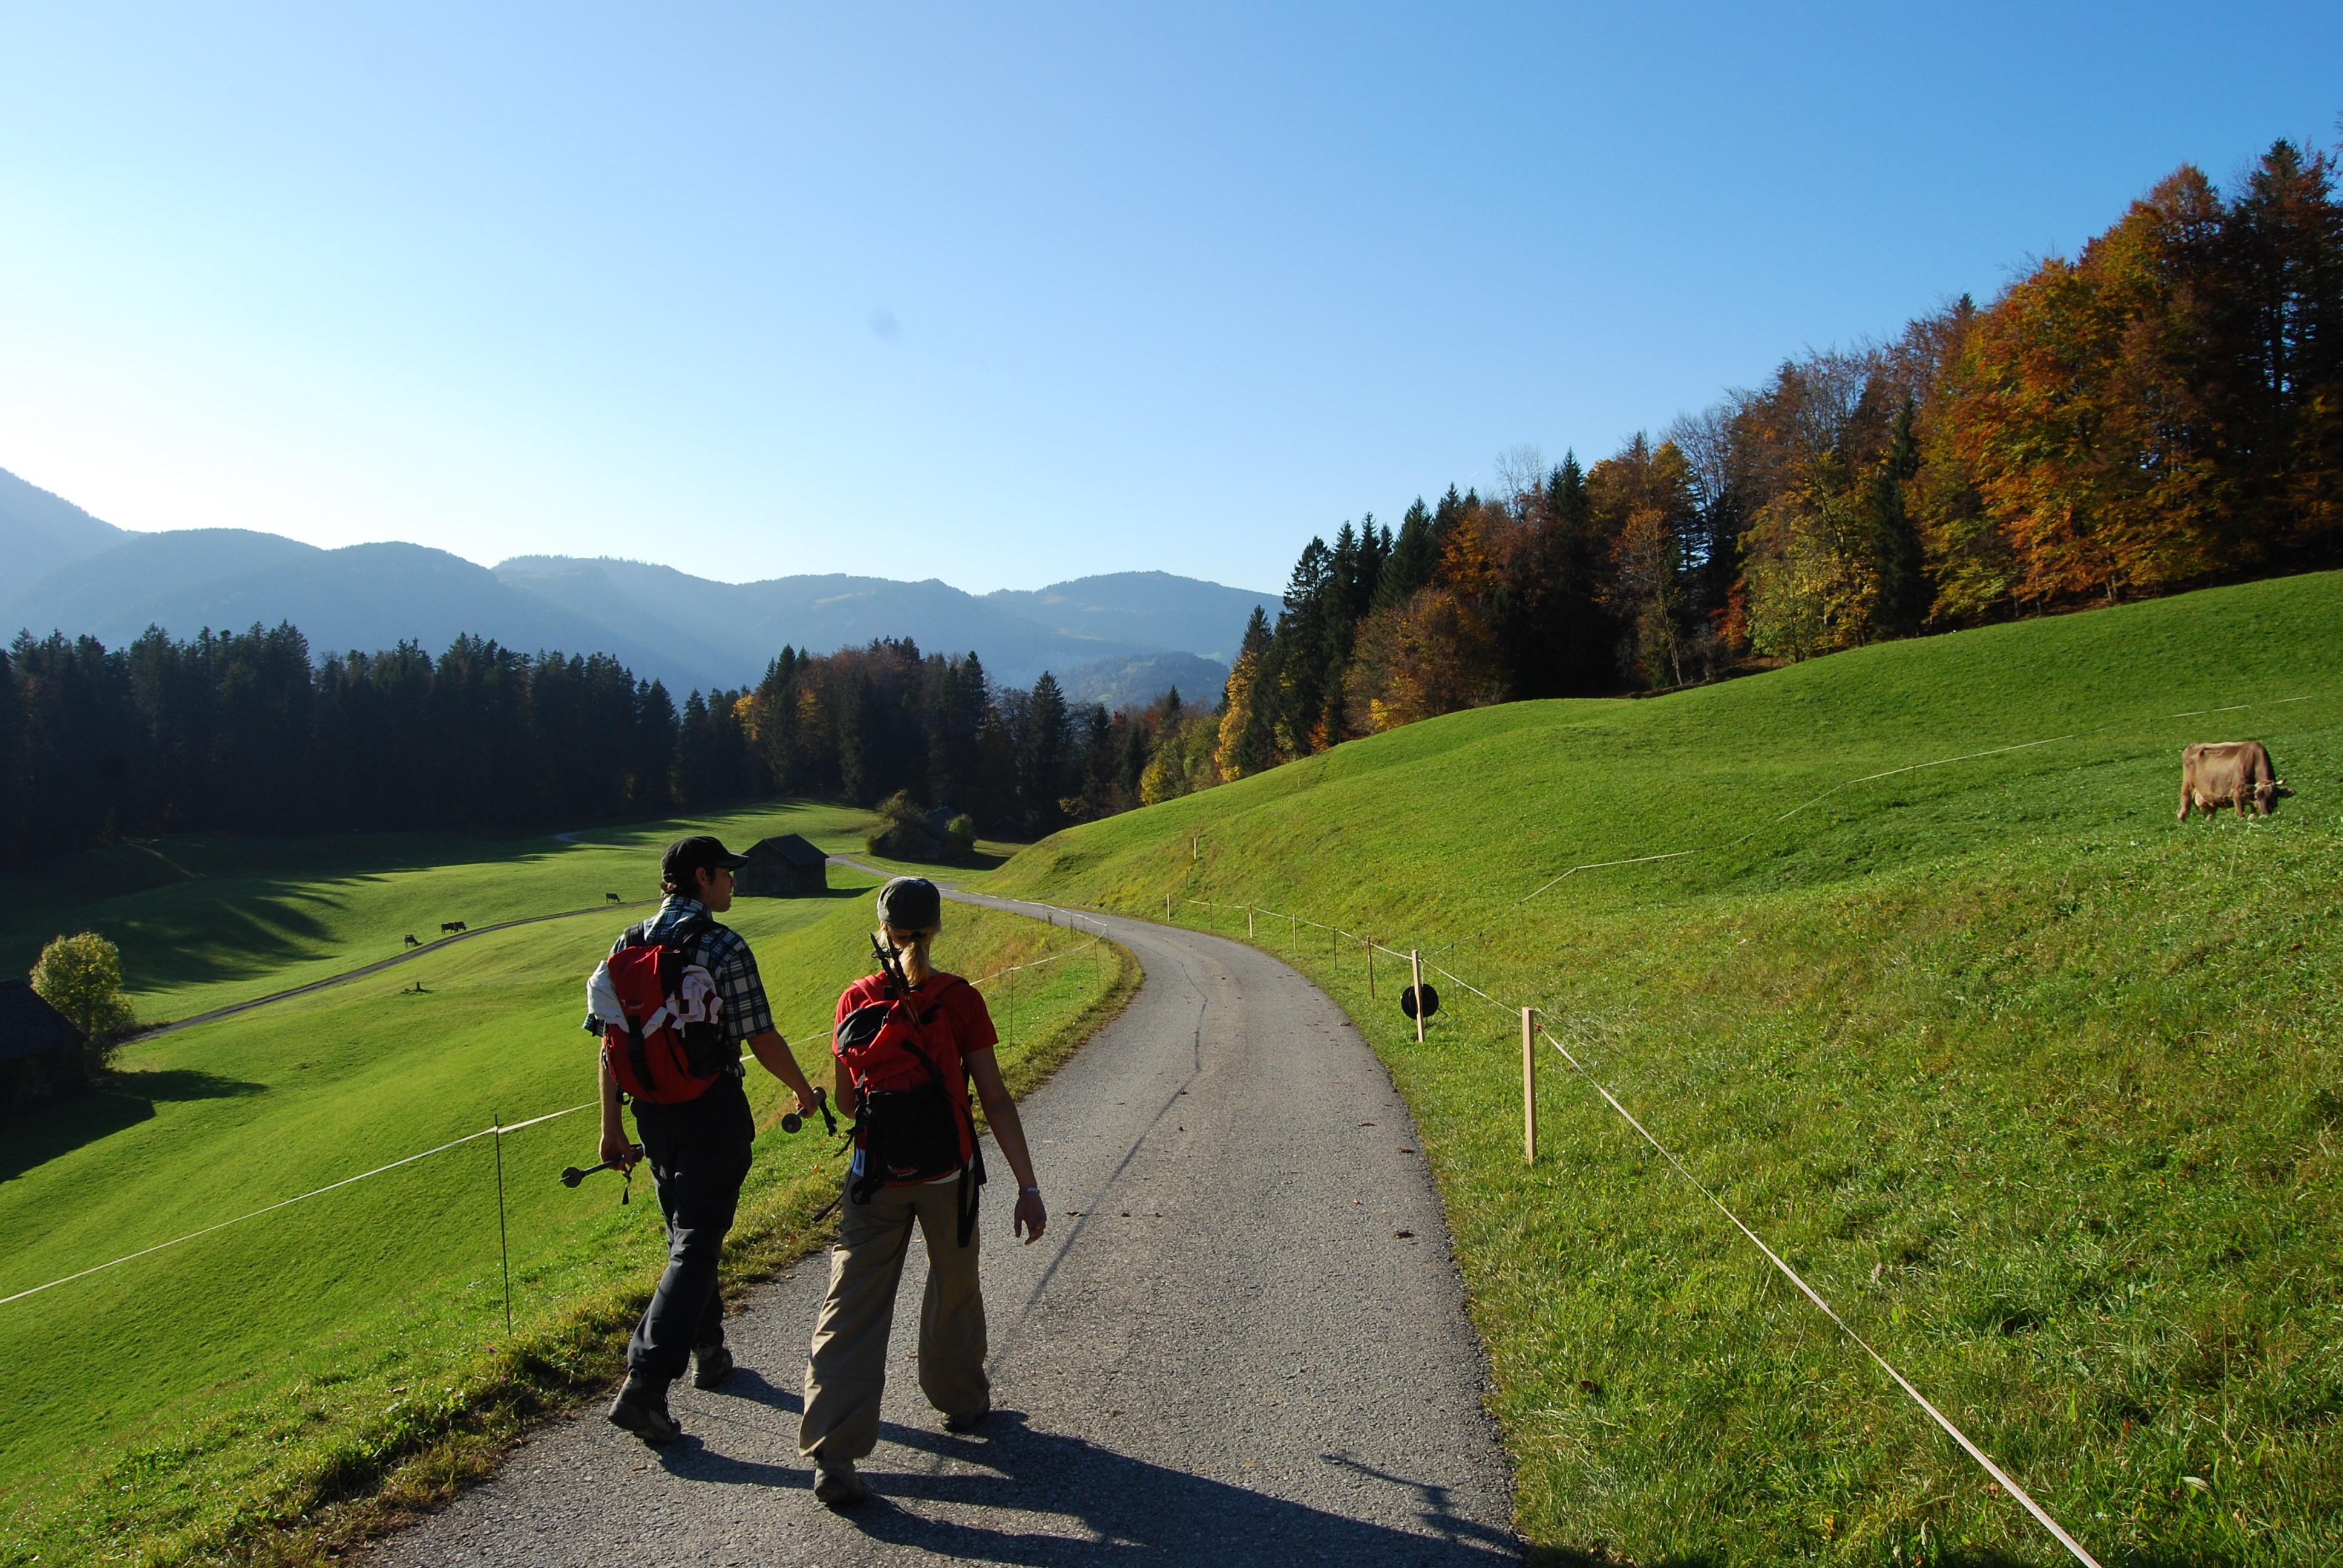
[799,1175,988,1461]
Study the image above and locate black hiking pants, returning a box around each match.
[626,1074,756,1383]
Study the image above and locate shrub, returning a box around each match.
[31,931,139,1074]
[866,789,946,861]
[943,814,977,859]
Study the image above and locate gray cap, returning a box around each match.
[876,876,942,930]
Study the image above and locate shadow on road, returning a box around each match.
[647,1367,1517,1564]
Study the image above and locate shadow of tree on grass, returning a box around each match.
[0,1067,267,1184]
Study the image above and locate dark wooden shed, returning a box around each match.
[738,834,829,898]
[1,979,88,1107]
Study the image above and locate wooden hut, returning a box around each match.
[738,834,829,897]
[0,979,88,1107]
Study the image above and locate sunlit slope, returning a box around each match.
[0,860,1128,1566]
[997,570,2341,929]
[989,569,2343,1566]
[0,801,877,1021]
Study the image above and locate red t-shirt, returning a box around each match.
[832,970,999,1096]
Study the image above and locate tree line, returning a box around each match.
[1178,137,2342,791]
[0,623,1185,866]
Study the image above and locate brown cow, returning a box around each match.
[2178,741,2284,821]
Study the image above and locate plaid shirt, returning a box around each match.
[608,897,777,1047]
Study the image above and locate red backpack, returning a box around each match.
[836,967,983,1238]
[598,914,730,1104]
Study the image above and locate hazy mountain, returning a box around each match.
[985,572,1272,663]
[494,557,1138,687]
[493,557,1279,688]
[1057,651,1230,710]
[0,468,130,584]
[0,465,1281,696]
[1,529,706,691]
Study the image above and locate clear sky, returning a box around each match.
[1,3,2336,595]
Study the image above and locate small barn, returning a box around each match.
[1,979,88,1108]
[737,834,829,898]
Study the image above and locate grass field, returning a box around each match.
[0,806,1135,1568]
[986,569,2343,1566]
[0,802,890,1022]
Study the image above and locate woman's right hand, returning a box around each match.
[600,1128,638,1172]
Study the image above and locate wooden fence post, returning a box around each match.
[1289,913,1296,951]
[1164,892,1172,922]
[1366,938,1375,997]
[1522,1008,1538,1165]
[1247,907,1255,940]
[1410,950,1424,1043]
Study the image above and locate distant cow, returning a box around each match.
[2178,741,2285,821]
[441,920,468,934]
[605,892,621,904]
[403,933,420,947]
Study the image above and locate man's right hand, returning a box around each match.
[600,1128,638,1172]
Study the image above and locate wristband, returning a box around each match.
[1020,1186,1041,1195]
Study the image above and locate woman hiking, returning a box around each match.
[799,876,1047,1506]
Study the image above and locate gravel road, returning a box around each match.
[375,892,1518,1566]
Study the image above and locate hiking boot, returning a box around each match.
[813,1457,869,1508]
[606,1373,681,1444]
[942,1406,989,1434]
[691,1342,735,1390]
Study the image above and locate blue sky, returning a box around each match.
[1,3,2336,595]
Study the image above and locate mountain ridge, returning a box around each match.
[0,466,1274,700]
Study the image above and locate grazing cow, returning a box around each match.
[403,933,420,947]
[441,920,468,934]
[2178,741,2285,821]
[605,891,621,903]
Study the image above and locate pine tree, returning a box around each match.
[1374,500,1438,609]
[1018,672,1071,831]
[1214,607,1274,780]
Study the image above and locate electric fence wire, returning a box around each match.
[0,1103,595,1309]
[0,933,1109,1311]
[1150,688,2335,1566]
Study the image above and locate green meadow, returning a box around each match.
[0,802,887,1023]
[0,806,1132,1567]
[989,570,2343,1566]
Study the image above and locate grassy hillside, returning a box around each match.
[0,826,1133,1568]
[0,802,890,1022]
[988,570,2343,1566]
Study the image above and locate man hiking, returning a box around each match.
[591,834,820,1443]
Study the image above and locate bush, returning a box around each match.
[943,814,977,859]
[31,931,139,1074]
[866,789,946,861]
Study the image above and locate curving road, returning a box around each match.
[374,892,1518,1566]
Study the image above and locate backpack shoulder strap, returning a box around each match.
[661,912,715,949]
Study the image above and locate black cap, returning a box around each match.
[876,876,942,931]
[663,835,749,888]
